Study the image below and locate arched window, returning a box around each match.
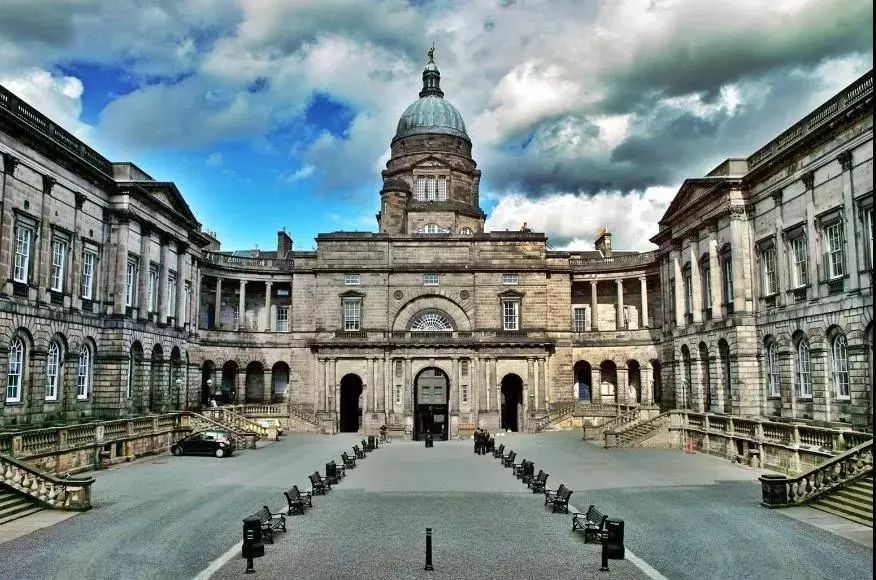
[409,311,453,332]
[796,339,811,398]
[46,341,61,401]
[126,350,134,399]
[420,224,442,234]
[832,334,850,399]
[767,342,780,398]
[77,345,91,400]
[6,338,24,403]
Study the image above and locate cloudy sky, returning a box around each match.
[0,0,871,251]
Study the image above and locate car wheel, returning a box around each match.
[171,446,183,456]
[215,448,226,458]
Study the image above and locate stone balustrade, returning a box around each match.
[0,453,94,511]
[202,408,269,438]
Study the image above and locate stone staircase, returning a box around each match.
[809,473,873,527]
[0,484,42,525]
[605,412,671,448]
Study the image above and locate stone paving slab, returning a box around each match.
[776,506,873,549]
[0,510,80,545]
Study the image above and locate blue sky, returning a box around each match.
[0,0,871,251]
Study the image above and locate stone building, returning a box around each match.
[0,57,871,436]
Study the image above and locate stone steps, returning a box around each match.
[809,474,873,527]
[0,486,43,526]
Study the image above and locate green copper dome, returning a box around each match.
[394,55,469,143]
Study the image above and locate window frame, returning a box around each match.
[276,305,290,332]
[573,306,587,333]
[788,235,809,288]
[50,237,68,292]
[831,334,850,400]
[682,265,693,315]
[760,245,778,297]
[76,344,91,400]
[147,266,158,312]
[6,337,24,403]
[167,271,177,319]
[342,298,362,331]
[721,254,734,307]
[344,273,361,286]
[502,298,520,331]
[423,273,439,286]
[502,273,519,286]
[823,221,845,280]
[125,259,138,308]
[700,260,712,310]
[796,339,812,399]
[13,222,33,284]
[45,341,60,401]
[81,250,97,299]
[767,342,781,398]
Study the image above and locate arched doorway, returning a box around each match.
[573,360,592,401]
[699,342,711,412]
[339,374,363,433]
[245,362,265,403]
[628,360,641,403]
[130,341,144,412]
[272,362,290,403]
[170,347,182,410]
[600,361,617,403]
[500,374,524,432]
[681,345,692,409]
[718,339,732,412]
[221,361,237,404]
[650,359,662,403]
[414,367,449,440]
[201,360,216,405]
[149,345,164,413]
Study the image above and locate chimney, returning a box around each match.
[277,229,293,258]
[595,227,612,258]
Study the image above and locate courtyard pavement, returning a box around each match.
[0,431,871,580]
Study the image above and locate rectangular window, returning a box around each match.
[461,384,468,404]
[416,177,426,201]
[423,273,439,286]
[125,260,137,307]
[502,273,519,285]
[825,222,845,279]
[461,360,469,376]
[167,273,177,318]
[394,384,402,404]
[683,271,693,314]
[789,237,808,288]
[767,344,780,398]
[343,299,361,331]
[13,224,32,283]
[81,251,96,299]
[45,343,60,401]
[436,176,447,201]
[426,176,436,201]
[573,307,587,333]
[701,265,712,309]
[395,360,403,378]
[722,258,733,304]
[864,206,874,268]
[276,306,289,331]
[148,268,158,312]
[761,247,777,296]
[344,274,360,286]
[76,349,90,399]
[50,239,67,292]
[502,299,519,331]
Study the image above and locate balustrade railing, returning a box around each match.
[732,419,757,439]
[0,453,94,511]
[609,412,672,447]
[66,425,97,447]
[588,408,641,439]
[798,427,833,451]
[202,408,269,438]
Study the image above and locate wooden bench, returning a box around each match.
[251,505,286,543]
[550,487,573,513]
[492,443,505,458]
[502,450,517,468]
[341,452,356,469]
[512,459,530,479]
[520,462,536,485]
[353,445,366,459]
[528,470,548,493]
[361,439,372,453]
[572,505,608,543]
[308,472,331,495]
[283,486,312,515]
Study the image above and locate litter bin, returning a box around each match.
[759,473,789,507]
[604,518,625,559]
[424,433,434,448]
[368,435,376,450]
[325,461,338,484]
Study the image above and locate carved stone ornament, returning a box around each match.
[42,175,56,194]
[771,189,783,205]
[801,171,815,190]
[729,205,747,220]
[459,290,470,300]
[837,150,853,171]
[393,290,403,300]
[2,152,19,175]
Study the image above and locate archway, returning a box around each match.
[573,360,592,401]
[414,367,449,440]
[245,362,265,403]
[272,362,290,403]
[699,342,711,412]
[130,341,144,412]
[627,360,641,403]
[170,347,182,410]
[149,345,164,413]
[650,359,662,403]
[600,361,617,403]
[681,345,692,409]
[201,360,216,405]
[500,373,524,432]
[718,339,732,412]
[339,374,363,433]
[221,361,237,404]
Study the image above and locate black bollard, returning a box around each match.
[424,527,434,571]
[599,532,610,572]
[245,556,255,574]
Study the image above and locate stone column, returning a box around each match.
[537,358,546,411]
[671,247,684,327]
[489,358,498,412]
[689,236,703,323]
[472,356,481,414]
[729,206,747,312]
[366,358,375,413]
[175,244,186,327]
[589,281,598,331]
[316,358,325,411]
[450,358,459,414]
[590,367,602,403]
[617,366,628,404]
[37,176,53,303]
[383,354,390,413]
[642,364,653,404]
[264,281,273,331]
[616,279,625,329]
[112,216,130,315]
[839,152,860,290]
[404,359,412,415]
[708,229,723,320]
[330,358,338,414]
[214,277,222,330]
[639,276,649,328]
[237,280,247,331]
[137,224,151,320]
[157,237,170,324]
[526,358,535,417]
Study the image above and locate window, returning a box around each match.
[81,251,96,299]
[573,307,587,333]
[13,224,32,283]
[394,384,402,404]
[423,273,439,286]
[76,345,91,399]
[276,306,289,332]
[502,273,519,285]
[343,299,361,331]
[50,239,67,292]
[125,260,137,307]
[701,264,712,309]
[184,283,191,324]
[461,384,468,404]
[6,338,24,403]
[167,273,177,318]
[864,206,874,268]
[409,311,453,331]
[344,274,360,286]
[460,227,473,235]
[415,177,426,201]
[46,341,60,401]
[436,176,447,201]
[422,224,441,234]
[683,268,693,314]
[789,237,808,288]
[832,334,850,399]
[395,360,403,378]
[426,176,436,201]
[761,247,777,296]
[722,257,733,304]
[796,339,811,398]
[767,342,780,398]
[125,352,133,399]
[147,268,158,312]
[502,299,520,331]
[824,222,845,279]
[461,360,469,376]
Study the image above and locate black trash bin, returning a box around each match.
[325,461,338,484]
[759,473,789,507]
[368,435,376,450]
[425,433,434,448]
[604,518,625,559]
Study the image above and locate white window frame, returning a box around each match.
[343,298,361,331]
[13,223,32,284]
[722,257,733,304]
[683,269,693,314]
[167,272,177,319]
[502,273,519,285]
[422,224,441,234]
[6,338,24,403]
[436,176,447,201]
[344,274,360,286]
[423,273,439,286]
[426,176,436,201]
[45,341,60,401]
[147,268,158,312]
[789,236,808,288]
[460,227,473,235]
[767,342,780,398]
[701,263,712,309]
[125,260,137,307]
[832,334,850,399]
[81,250,96,299]
[50,238,67,292]
[415,177,426,201]
[864,206,873,269]
[502,299,520,331]
[573,306,587,333]
[824,222,845,279]
[797,339,812,398]
[761,246,777,296]
[76,345,91,400]
[276,305,290,332]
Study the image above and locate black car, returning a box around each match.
[170,430,236,458]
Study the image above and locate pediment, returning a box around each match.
[660,178,727,225]
[412,155,450,170]
[140,183,199,225]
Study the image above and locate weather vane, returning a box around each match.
[427,43,435,64]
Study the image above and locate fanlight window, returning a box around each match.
[409,312,453,332]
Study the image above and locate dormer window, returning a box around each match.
[419,224,448,234]
[414,176,448,201]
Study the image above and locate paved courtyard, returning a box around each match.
[0,432,871,580]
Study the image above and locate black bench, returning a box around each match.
[513,459,531,479]
[251,505,286,543]
[361,439,372,453]
[520,462,536,485]
[502,451,517,468]
[550,487,573,513]
[572,505,608,543]
[492,443,505,458]
[308,472,331,495]
[283,486,312,515]
[353,445,366,459]
[341,452,356,469]
[528,470,549,493]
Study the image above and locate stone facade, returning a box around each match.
[0,62,872,435]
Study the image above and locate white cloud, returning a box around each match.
[0,68,90,139]
[205,152,223,167]
[280,164,315,183]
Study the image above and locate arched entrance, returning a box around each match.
[600,361,617,403]
[201,360,215,405]
[272,362,290,403]
[245,362,265,403]
[221,361,237,404]
[500,374,524,432]
[170,347,182,410]
[574,360,592,401]
[651,359,662,403]
[627,360,641,403]
[414,367,449,440]
[149,345,164,413]
[339,374,363,433]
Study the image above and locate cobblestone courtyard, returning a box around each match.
[0,433,872,580]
